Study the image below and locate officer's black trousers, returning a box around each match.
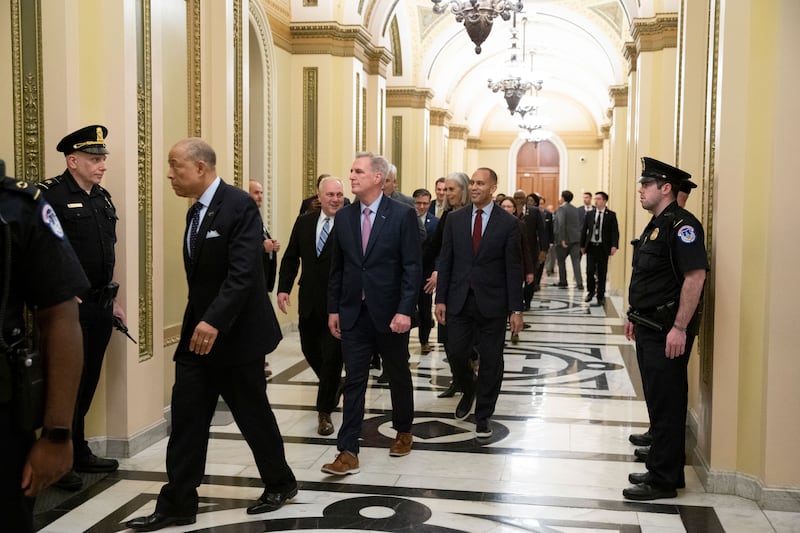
[0,406,35,532]
[635,325,693,489]
[74,301,113,458]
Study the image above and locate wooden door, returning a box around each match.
[516,140,560,208]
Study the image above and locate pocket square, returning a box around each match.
[206,229,221,238]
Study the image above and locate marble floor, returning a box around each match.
[35,283,799,532]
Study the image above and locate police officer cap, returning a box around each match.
[638,157,691,186]
[679,180,697,194]
[56,125,109,155]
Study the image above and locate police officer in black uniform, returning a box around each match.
[0,163,88,532]
[622,157,708,501]
[38,125,125,489]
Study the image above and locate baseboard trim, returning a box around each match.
[88,406,172,459]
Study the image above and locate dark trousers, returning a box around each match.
[74,301,113,458]
[157,355,295,516]
[556,242,583,287]
[446,292,506,425]
[417,284,433,344]
[0,406,35,533]
[338,303,414,454]
[585,244,610,297]
[635,325,692,489]
[298,311,343,414]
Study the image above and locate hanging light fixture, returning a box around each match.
[431,0,524,54]
[486,14,532,114]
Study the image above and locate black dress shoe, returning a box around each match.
[584,291,595,302]
[576,285,584,290]
[246,483,298,514]
[594,297,605,307]
[54,470,83,491]
[622,482,677,501]
[629,431,653,447]
[437,382,459,398]
[455,390,475,420]
[629,471,685,488]
[126,512,196,531]
[74,453,119,473]
[634,446,650,461]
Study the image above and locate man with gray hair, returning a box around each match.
[383,163,415,208]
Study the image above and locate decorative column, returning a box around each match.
[386,87,432,192]
[428,107,451,187]
[607,85,628,298]
[447,124,469,174]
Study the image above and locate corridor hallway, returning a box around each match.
[35,284,799,532]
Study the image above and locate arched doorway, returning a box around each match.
[516,140,560,206]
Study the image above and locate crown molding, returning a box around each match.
[386,87,433,109]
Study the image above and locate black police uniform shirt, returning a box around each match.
[629,201,709,310]
[38,170,117,290]
[0,177,89,340]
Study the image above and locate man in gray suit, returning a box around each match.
[553,190,583,290]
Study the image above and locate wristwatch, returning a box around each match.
[41,426,72,443]
[512,311,523,315]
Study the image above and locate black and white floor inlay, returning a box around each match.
[35,284,799,532]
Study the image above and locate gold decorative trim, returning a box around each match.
[390,16,402,77]
[355,72,361,153]
[233,0,243,188]
[623,41,638,73]
[609,85,628,107]
[379,89,385,152]
[430,108,452,126]
[386,88,433,109]
[289,23,393,76]
[361,87,367,151]
[11,0,44,182]
[137,0,154,361]
[303,68,319,199]
[249,1,276,223]
[303,0,318,5]
[448,125,469,140]
[467,137,481,150]
[600,123,611,139]
[358,0,367,15]
[675,0,685,164]
[163,324,182,347]
[187,0,202,137]
[631,13,679,53]
[392,116,402,186]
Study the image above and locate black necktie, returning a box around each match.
[594,211,603,241]
[188,202,202,258]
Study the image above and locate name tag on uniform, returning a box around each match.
[67,202,84,208]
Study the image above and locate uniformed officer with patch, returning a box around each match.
[0,163,88,531]
[622,157,709,501]
[38,125,125,490]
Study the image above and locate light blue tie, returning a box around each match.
[317,217,330,256]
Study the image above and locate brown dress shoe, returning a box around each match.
[321,451,360,475]
[389,431,413,457]
[317,413,334,436]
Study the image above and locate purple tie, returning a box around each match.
[361,207,371,253]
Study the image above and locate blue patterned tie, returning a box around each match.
[317,217,330,256]
[188,202,202,258]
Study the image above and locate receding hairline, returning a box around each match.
[172,137,216,167]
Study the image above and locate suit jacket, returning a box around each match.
[522,209,545,260]
[420,212,439,276]
[262,226,277,292]
[180,180,282,364]
[554,202,581,244]
[277,211,333,319]
[328,196,422,332]
[580,208,620,254]
[435,205,523,317]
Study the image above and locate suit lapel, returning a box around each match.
[364,197,390,258]
[187,182,225,278]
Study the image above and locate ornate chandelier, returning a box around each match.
[431,0,525,54]
[487,23,532,114]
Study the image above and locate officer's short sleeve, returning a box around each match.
[671,217,709,274]
[22,199,89,308]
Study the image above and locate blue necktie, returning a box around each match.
[317,217,330,256]
[188,202,202,258]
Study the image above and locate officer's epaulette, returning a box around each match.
[2,176,42,201]
[97,184,112,199]
[37,175,63,191]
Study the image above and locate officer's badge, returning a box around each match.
[41,202,65,239]
[677,224,696,243]
[649,227,659,240]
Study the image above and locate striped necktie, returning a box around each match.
[317,217,330,256]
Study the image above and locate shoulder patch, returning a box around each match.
[41,201,65,239]
[677,224,696,243]
[2,176,41,201]
[37,176,63,191]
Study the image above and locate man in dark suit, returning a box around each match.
[427,177,446,218]
[322,152,422,475]
[435,167,523,439]
[413,188,439,354]
[248,180,279,292]
[580,191,620,306]
[277,177,345,436]
[522,193,546,309]
[127,138,296,532]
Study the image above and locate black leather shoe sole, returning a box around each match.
[629,431,653,447]
[437,383,459,398]
[247,485,298,514]
[629,471,685,488]
[634,446,649,462]
[126,513,196,531]
[622,483,677,501]
[455,391,474,420]
[74,456,119,473]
